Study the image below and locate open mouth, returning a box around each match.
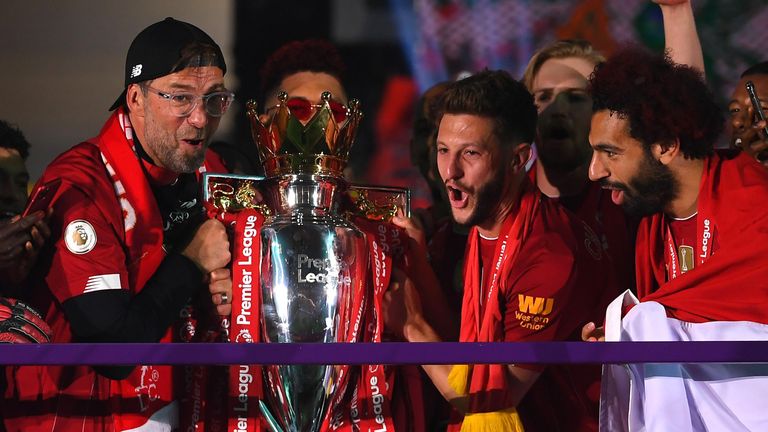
[181,138,204,147]
[446,185,469,209]
[610,188,625,205]
[600,181,626,206]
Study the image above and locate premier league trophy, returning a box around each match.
[205,92,408,432]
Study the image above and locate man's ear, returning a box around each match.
[510,143,532,172]
[125,84,145,118]
[651,138,681,166]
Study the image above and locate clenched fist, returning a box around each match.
[182,218,231,274]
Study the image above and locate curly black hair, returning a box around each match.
[741,61,768,78]
[589,47,723,159]
[0,119,30,159]
[437,69,537,146]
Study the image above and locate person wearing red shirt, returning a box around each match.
[583,46,768,326]
[518,5,706,426]
[2,18,233,431]
[386,70,614,431]
[521,0,707,313]
[582,47,768,431]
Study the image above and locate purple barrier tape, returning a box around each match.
[1,342,767,365]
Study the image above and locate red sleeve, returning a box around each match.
[46,184,129,304]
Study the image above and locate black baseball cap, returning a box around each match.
[109,17,227,111]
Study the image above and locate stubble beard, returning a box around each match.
[143,113,207,173]
[453,166,507,229]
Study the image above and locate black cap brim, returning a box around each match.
[109,88,127,111]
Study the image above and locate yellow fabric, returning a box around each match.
[448,364,471,396]
[461,407,525,432]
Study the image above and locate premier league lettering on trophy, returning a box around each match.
[204,91,409,432]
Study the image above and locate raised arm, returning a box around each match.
[657,0,705,76]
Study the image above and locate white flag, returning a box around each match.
[600,291,768,432]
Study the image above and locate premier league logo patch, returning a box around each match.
[65,220,97,254]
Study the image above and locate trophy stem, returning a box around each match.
[259,399,286,432]
[259,176,368,431]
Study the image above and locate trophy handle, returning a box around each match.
[258,399,285,432]
[202,173,272,215]
[347,183,411,220]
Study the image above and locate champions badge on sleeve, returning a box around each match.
[203,91,410,432]
[64,220,97,254]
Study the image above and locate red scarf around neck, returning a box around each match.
[95,109,166,289]
[92,108,223,430]
[459,181,541,413]
[635,151,768,324]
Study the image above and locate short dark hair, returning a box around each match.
[741,61,768,78]
[590,47,723,159]
[436,69,537,146]
[0,120,30,160]
[259,39,346,108]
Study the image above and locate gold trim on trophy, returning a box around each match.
[347,187,410,221]
[205,175,272,216]
[246,91,363,178]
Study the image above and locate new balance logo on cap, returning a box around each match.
[110,18,226,111]
[130,64,143,78]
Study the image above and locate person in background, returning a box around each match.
[517,4,706,425]
[0,120,31,219]
[0,119,49,296]
[212,39,348,175]
[258,39,348,127]
[409,81,467,324]
[728,61,768,167]
[3,17,233,431]
[255,38,436,430]
[521,0,705,297]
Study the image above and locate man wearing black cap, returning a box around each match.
[3,18,233,431]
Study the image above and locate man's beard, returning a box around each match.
[454,167,507,229]
[603,151,679,218]
[144,114,207,173]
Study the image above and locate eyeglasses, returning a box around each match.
[267,97,349,123]
[143,85,235,117]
